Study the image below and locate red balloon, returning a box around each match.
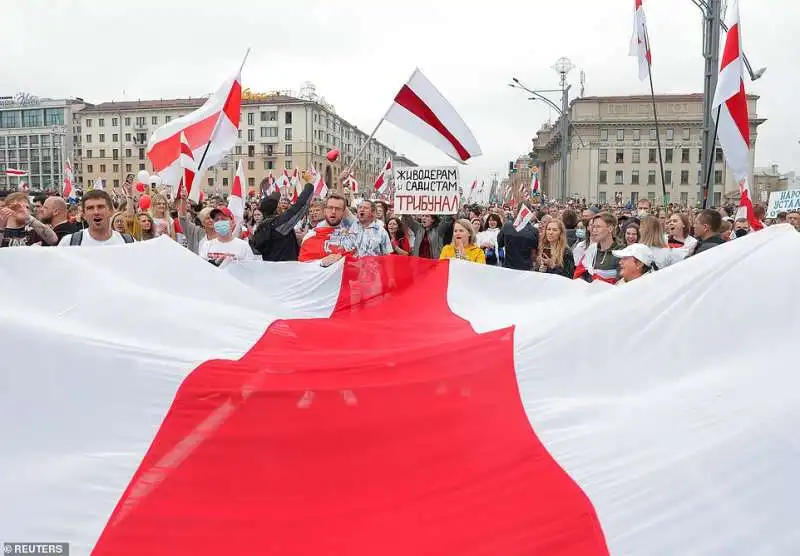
[199,190,206,202]
[135,182,146,193]
[138,194,151,211]
[326,148,340,162]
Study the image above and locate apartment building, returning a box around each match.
[78,92,399,195]
[0,94,87,192]
[532,93,765,205]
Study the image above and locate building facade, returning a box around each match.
[532,93,765,206]
[0,93,87,193]
[78,91,398,196]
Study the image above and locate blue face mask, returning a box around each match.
[576,228,587,240]
[213,220,231,236]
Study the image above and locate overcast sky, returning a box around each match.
[3,0,798,185]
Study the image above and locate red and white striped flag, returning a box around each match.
[17,180,28,192]
[384,69,482,163]
[712,0,761,230]
[5,168,27,177]
[530,171,540,194]
[147,58,244,189]
[373,158,392,194]
[513,203,534,231]
[228,160,245,237]
[178,131,198,201]
[62,160,74,199]
[629,0,652,81]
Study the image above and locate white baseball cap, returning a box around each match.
[612,243,655,267]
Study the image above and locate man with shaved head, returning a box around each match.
[40,195,82,241]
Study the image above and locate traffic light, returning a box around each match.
[509,161,514,173]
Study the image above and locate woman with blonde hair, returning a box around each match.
[536,219,575,278]
[111,211,142,239]
[639,215,689,268]
[137,212,157,241]
[439,219,486,264]
[149,192,176,240]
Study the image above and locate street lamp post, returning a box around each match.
[510,57,575,201]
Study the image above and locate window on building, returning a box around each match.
[136,117,146,127]
[98,118,105,127]
[125,117,131,126]
[125,133,131,142]
[138,148,145,159]
[698,148,703,164]
[681,148,690,163]
[247,113,255,126]
[208,177,214,186]
[696,191,702,204]
[235,146,242,155]
[222,177,229,187]
[285,144,292,156]
[615,150,624,163]
[616,129,624,141]
[714,170,723,184]
[284,159,292,170]
[125,148,131,158]
[632,149,640,163]
[87,164,93,173]
[665,148,673,163]
[163,115,171,123]
[680,192,689,205]
[697,170,703,184]
[151,116,158,125]
[285,111,293,124]
[683,128,691,140]
[632,129,640,141]
[649,148,657,163]
[112,117,118,127]
[681,170,689,185]
[715,147,724,163]
[138,163,145,171]
[100,164,106,172]
[86,150,92,158]
[648,191,656,203]
[615,170,624,184]
[285,128,293,141]
[238,130,243,139]
[248,177,255,188]
[664,170,672,184]
[600,128,608,141]
[86,134,92,143]
[264,160,275,170]
[631,169,640,185]
[112,149,119,160]
[713,191,722,206]
[113,179,119,188]
[648,170,656,185]
[261,127,278,138]
[248,160,255,170]
[126,164,132,172]
[599,149,608,163]
[86,119,92,128]
[666,128,674,140]
[248,145,255,157]
[113,164,119,172]
[99,149,106,158]
[649,128,657,140]
[99,134,105,142]
[112,133,118,142]
[263,144,274,156]
[598,191,607,204]
[630,191,639,203]
[247,129,255,142]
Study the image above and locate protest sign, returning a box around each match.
[766,189,800,219]
[394,167,460,215]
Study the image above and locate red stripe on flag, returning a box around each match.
[222,79,242,128]
[148,113,219,171]
[719,22,740,71]
[93,257,609,556]
[726,80,751,147]
[393,85,471,162]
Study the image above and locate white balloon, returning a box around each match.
[149,174,162,186]
[136,170,150,185]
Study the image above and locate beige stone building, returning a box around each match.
[532,93,765,206]
[77,90,401,195]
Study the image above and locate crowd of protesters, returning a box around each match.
[2,171,798,286]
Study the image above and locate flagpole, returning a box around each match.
[702,107,722,209]
[643,27,667,209]
[194,48,251,184]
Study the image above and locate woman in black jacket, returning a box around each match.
[250,174,314,261]
[536,219,575,278]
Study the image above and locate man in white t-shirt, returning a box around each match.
[199,207,256,265]
[59,190,134,246]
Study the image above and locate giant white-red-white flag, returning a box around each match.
[373,158,392,194]
[712,0,761,230]
[384,69,482,163]
[147,62,244,188]
[629,0,652,81]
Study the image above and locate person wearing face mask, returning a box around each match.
[199,207,256,265]
[636,198,652,219]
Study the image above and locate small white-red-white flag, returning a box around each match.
[384,69,482,163]
[6,168,27,177]
[373,158,392,194]
[147,62,243,188]
[712,0,760,230]
[178,131,198,201]
[629,0,652,81]
[466,179,478,202]
[513,204,534,231]
[62,160,74,199]
[17,180,28,192]
[313,174,328,198]
[228,160,245,236]
[530,171,540,194]
[344,173,358,195]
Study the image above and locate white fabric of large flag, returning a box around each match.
[384,69,482,163]
[629,0,651,81]
[2,226,800,555]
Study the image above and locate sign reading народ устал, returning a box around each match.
[766,189,800,219]
[393,166,460,215]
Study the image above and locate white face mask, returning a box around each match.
[637,209,649,218]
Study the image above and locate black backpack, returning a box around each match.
[69,230,134,246]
